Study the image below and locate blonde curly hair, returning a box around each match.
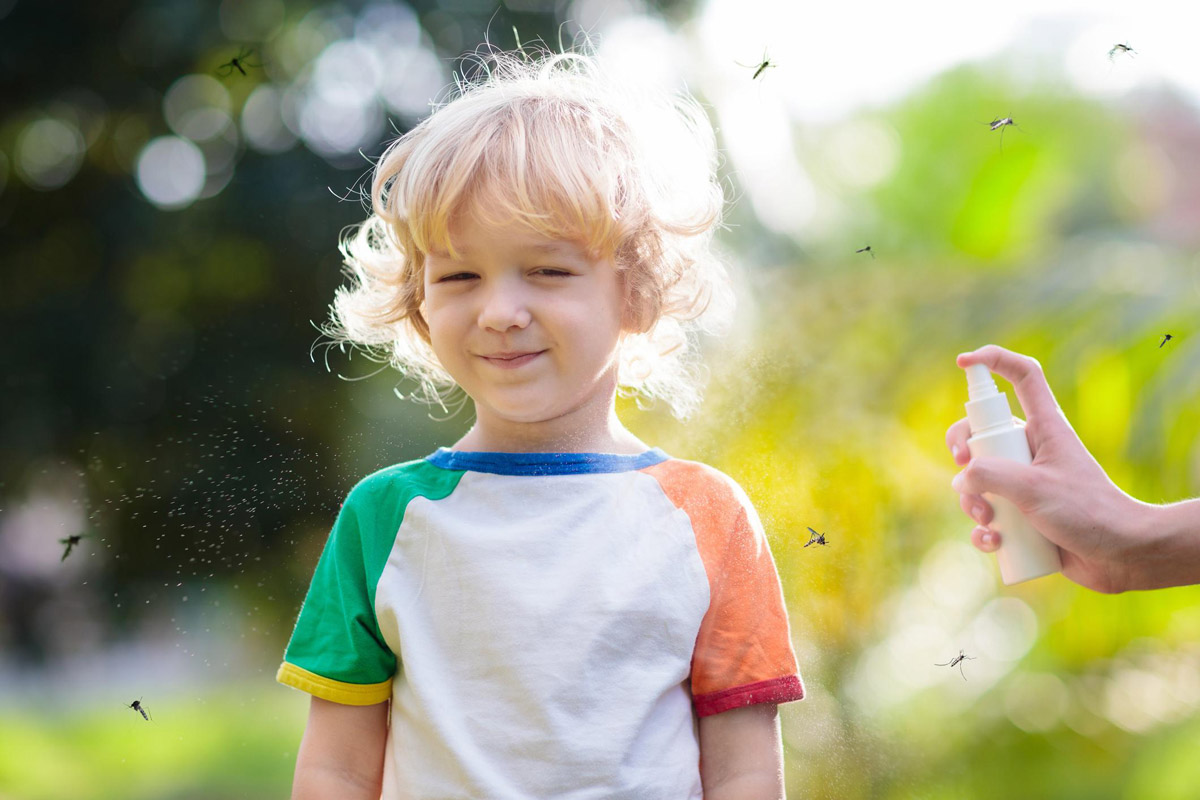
[328,47,731,419]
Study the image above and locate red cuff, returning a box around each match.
[693,675,805,717]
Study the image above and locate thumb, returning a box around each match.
[952,456,1036,508]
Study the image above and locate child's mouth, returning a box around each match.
[479,351,544,369]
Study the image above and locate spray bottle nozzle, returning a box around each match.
[964,362,1014,435]
[965,364,998,401]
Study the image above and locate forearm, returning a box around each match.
[291,763,382,800]
[699,704,785,800]
[290,696,387,800]
[1129,497,1200,590]
[703,772,785,800]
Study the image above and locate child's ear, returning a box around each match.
[620,271,657,335]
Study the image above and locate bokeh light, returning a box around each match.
[972,596,1038,663]
[824,119,902,189]
[14,117,86,190]
[377,46,445,118]
[353,1,421,52]
[241,84,298,153]
[296,90,382,157]
[312,40,381,107]
[135,136,207,209]
[164,74,234,143]
[1005,671,1069,732]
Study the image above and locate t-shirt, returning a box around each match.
[277,448,803,799]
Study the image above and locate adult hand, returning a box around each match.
[945,345,1153,593]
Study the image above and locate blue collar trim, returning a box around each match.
[425,447,670,476]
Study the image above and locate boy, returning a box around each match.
[278,49,804,799]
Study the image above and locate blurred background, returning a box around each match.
[2,0,1199,797]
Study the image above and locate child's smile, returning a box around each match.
[476,349,546,369]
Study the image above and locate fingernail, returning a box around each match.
[981,531,997,548]
[951,472,964,492]
[972,504,985,523]
[951,444,959,461]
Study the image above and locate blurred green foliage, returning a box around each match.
[624,61,1200,800]
[0,684,307,800]
[2,1,1199,798]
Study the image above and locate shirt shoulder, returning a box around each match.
[343,457,466,511]
[638,457,756,520]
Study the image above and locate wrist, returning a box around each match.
[1125,497,1200,591]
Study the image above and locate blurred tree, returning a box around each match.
[0,0,689,642]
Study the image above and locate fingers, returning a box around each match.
[956,345,1062,428]
[952,455,1035,509]
[959,492,993,526]
[945,418,972,465]
[971,526,1001,553]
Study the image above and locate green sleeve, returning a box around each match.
[276,460,463,705]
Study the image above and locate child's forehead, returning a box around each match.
[429,217,595,261]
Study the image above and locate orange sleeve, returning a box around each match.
[642,460,804,717]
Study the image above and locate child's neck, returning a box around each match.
[453,407,648,454]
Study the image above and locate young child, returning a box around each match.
[277,48,804,800]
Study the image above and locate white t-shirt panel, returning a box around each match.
[374,469,710,800]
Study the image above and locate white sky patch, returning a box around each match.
[715,87,816,235]
[596,14,689,91]
[698,0,1020,122]
[697,0,1200,121]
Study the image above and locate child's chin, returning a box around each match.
[493,406,558,424]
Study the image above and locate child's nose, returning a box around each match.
[478,282,532,332]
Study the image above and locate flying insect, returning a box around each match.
[127,698,152,721]
[1108,42,1136,61]
[985,114,1021,151]
[736,50,777,81]
[218,47,260,77]
[58,534,87,561]
[935,649,976,681]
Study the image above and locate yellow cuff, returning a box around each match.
[276,662,392,706]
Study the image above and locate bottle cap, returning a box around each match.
[965,364,996,400]
[964,364,1014,435]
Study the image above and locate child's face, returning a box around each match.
[423,214,627,437]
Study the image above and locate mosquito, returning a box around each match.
[58,533,87,561]
[855,245,875,260]
[985,114,1021,152]
[1160,333,1173,348]
[936,649,976,680]
[126,698,152,721]
[804,527,828,547]
[1108,42,1136,61]
[736,49,777,81]
[218,47,260,77]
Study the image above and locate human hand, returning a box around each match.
[945,345,1147,593]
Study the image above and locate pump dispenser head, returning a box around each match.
[964,365,1015,436]
[965,364,997,401]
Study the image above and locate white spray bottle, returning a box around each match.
[963,363,1062,585]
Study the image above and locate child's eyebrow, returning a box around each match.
[524,242,578,253]
[440,241,584,260]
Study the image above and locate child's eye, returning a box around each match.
[533,267,573,277]
[436,272,477,282]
